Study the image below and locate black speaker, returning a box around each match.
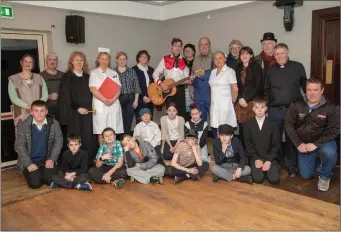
[65,15,85,44]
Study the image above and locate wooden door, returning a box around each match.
[311,6,340,105]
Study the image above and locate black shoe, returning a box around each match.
[239,175,253,185]
[150,176,163,184]
[288,170,297,178]
[212,174,219,182]
[112,179,125,189]
[174,176,185,184]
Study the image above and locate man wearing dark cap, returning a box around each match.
[211,124,253,184]
[254,32,277,74]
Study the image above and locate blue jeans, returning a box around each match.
[297,140,338,180]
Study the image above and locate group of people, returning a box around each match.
[9,32,339,192]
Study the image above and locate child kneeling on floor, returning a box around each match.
[121,135,165,184]
[88,128,127,189]
[50,134,92,190]
[211,124,253,184]
[165,129,209,184]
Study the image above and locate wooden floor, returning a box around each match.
[1,171,340,231]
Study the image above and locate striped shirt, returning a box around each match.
[96,141,123,166]
[176,140,201,167]
[115,67,141,95]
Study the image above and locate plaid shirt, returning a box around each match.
[115,67,141,95]
[96,141,123,166]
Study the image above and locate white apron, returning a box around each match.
[89,67,124,134]
[209,64,237,128]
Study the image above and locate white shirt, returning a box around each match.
[133,121,161,147]
[256,116,265,130]
[167,116,179,140]
[153,55,190,83]
[137,63,150,89]
[32,118,47,130]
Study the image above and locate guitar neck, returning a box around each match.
[169,76,190,88]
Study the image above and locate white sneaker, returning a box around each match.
[318,176,330,191]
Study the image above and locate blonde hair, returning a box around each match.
[95,52,111,68]
[229,40,243,52]
[67,51,89,74]
[116,51,128,60]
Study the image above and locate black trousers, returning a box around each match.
[163,140,177,160]
[23,158,58,189]
[165,84,188,120]
[251,159,281,184]
[134,99,154,124]
[268,106,297,173]
[52,170,90,188]
[88,165,127,184]
[165,162,210,177]
[119,94,135,134]
[68,113,96,165]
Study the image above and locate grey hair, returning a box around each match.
[213,51,225,58]
[46,52,58,60]
[198,37,211,46]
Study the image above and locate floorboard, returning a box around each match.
[1,172,340,231]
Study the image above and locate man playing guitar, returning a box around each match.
[153,38,190,119]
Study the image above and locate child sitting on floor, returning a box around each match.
[160,102,185,160]
[185,104,209,162]
[211,124,253,184]
[165,129,209,184]
[88,128,127,189]
[50,134,92,190]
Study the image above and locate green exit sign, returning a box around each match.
[1,6,14,19]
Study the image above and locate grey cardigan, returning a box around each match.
[15,115,63,172]
[125,141,158,170]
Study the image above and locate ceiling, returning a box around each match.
[135,1,180,6]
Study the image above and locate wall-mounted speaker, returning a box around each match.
[65,15,85,44]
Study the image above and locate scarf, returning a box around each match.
[260,51,275,62]
[137,63,150,88]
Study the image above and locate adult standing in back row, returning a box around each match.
[264,43,307,177]
[254,32,277,74]
[115,52,141,135]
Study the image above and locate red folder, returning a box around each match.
[98,77,120,99]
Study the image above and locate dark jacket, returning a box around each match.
[225,55,239,71]
[124,141,160,170]
[284,97,340,148]
[235,62,264,101]
[264,60,307,107]
[213,136,246,169]
[15,115,63,172]
[243,117,281,162]
[132,65,155,103]
[60,149,88,175]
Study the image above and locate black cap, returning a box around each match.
[261,32,277,43]
[218,124,234,135]
[185,129,198,139]
[183,43,196,53]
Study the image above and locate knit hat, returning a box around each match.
[139,108,151,117]
[218,124,234,135]
[183,43,196,53]
[185,129,198,139]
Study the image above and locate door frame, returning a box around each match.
[1,30,48,121]
[310,6,340,81]
[1,30,48,168]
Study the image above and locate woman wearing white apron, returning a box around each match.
[209,51,238,138]
[89,52,124,144]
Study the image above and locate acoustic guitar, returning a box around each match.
[148,69,205,105]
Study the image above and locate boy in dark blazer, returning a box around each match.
[243,98,281,184]
[211,124,253,184]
